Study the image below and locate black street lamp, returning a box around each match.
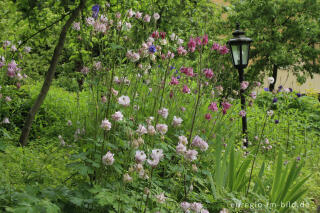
[227,23,252,147]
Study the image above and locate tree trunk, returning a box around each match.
[269,64,278,92]
[19,0,86,146]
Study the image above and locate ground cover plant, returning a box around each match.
[0,0,319,212]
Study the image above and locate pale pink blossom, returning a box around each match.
[185,149,198,161]
[158,108,169,119]
[135,11,142,19]
[239,110,246,117]
[155,193,166,203]
[172,116,183,127]
[72,22,81,31]
[153,13,160,20]
[178,136,188,145]
[176,143,187,154]
[135,150,147,163]
[156,124,168,135]
[2,117,10,124]
[102,151,114,165]
[180,202,191,212]
[191,135,208,151]
[240,81,249,90]
[81,67,90,75]
[191,202,203,212]
[250,91,257,99]
[112,111,123,121]
[147,125,156,135]
[143,14,151,22]
[136,124,147,135]
[111,88,119,96]
[100,118,112,131]
[118,95,130,106]
[123,173,132,182]
[86,17,95,25]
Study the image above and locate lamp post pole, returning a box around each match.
[227,23,252,147]
[238,68,248,146]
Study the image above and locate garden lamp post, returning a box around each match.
[227,23,252,147]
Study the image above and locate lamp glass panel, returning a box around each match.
[231,44,241,65]
[241,44,249,65]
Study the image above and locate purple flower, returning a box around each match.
[148,45,156,54]
[92,4,100,19]
[289,88,293,92]
[264,88,269,92]
[296,93,301,97]
[272,98,278,103]
[275,119,279,124]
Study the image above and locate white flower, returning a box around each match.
[136,124,147,135]
[158,108,169,119]
[155,192,166,203]
[102,151,114,165]
[176,143,187,154]
[153,13,160,20]
[118,95,130,106]
[172,116,183,127]
[156,124,168,135]
[177,38,184,45]
[86,17,95,25]
[135,150,147,163]
[123,173,132,182]
[268,77,275,84]
[178,136,188,145]
[160,39,167,45]
[267,110,274,116]
[170,33,177,41]
[100,118,112,131]
[147,125,156,135]
[112,111,123,121]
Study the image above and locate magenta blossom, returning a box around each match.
[180,67,194,77]
[222,102,232,115]
[170,77,179,85]
[208,102,218,112]
[203,68,214,79]
[188,37,196,52]
[177,46,187,55]
[219,45,229,54]
[240,81,249,90]
[205,113,212,120]
[182,85,191,94]
[202,35,208,45]
[239,110,246,117]
[211,43,220,50]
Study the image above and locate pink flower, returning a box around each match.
[156,193,166,203]
[180,67,194,77]
[156,124,168,135]
[81,67,90,75]
[221,102,232,114]
[72,22,80,31]
[212,43,220,50]
[160,32,166,39]
[136,124,147,135]
[219,45,229,54]
[191,135,208,151]
[205,113,212,120]
[112,111,123,121]
[135,150,147,163]
[176,143,187,154]
[147,149,164,167]
[127,8,135,18]
[191,202,203,212]
[135,12,142,19]
[239,110,246,117]
[143,14,151,22]
[2,117,10,124]
[180,202,191,212]
[208,102,218,112]
[111,88,119,96]
[240,81,249,90]
[185,149,198,161]
[5,96,11,102]
[182,85,191,94]
[102,151,114,165]
[123,173,132,182]
[153,13,160,21]
[202,35,208,45]
[170,77,179,85]
[101,118,112,131]
[118,95,130,106]
[177,46,187,55]
[147,125,156,135]
[158,108,169,119]
[250,91,257,99]
[152,31,159,38]
[195,37,202,45]
[188,37,196,52]
[178,136,188,145]
[203,68,214,79]
[101,96,107,103]
[172,116,183,127]
[11,45,17,52]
